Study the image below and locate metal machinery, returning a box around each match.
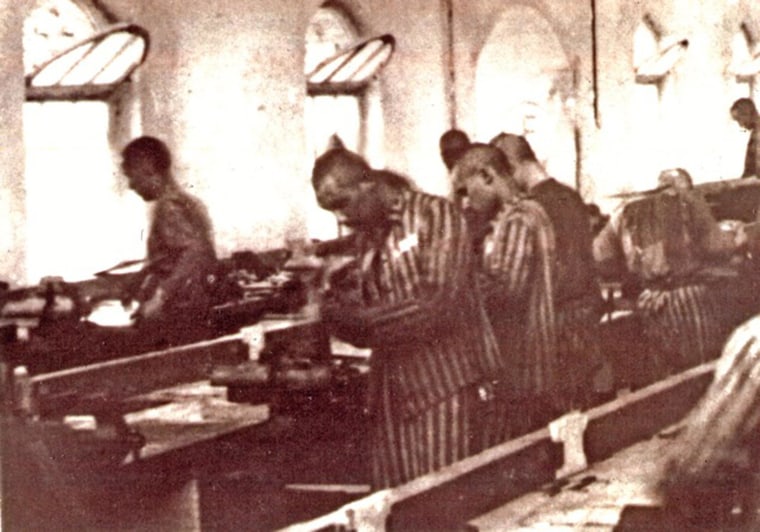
[2,177,760,529]
[0,244,370,530]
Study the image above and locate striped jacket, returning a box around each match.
[326,189,503,417]
[479,198,558,397]
[660,316,760,527]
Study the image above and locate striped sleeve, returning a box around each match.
[356,192,471,345]
[483,211,534,301]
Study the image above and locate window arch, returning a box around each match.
[26,23,149,101]
[22,0,149,283]
[24,0,105,76]
[474,5,577,188]
[633,14,688,85]
[304,4,362,163]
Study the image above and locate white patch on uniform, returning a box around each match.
[395,233,418,258]
[399,233,418,252]
[485,238,495,256]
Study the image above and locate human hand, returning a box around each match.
[134,287,166,321]
[734,223,749,249]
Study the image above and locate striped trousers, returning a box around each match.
[660,315,760,529]
[636,282,725,376]
[555,299,603,410]
[370,371,495,489]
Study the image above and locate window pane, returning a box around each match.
[23,101,147,282]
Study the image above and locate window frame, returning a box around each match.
[25,22,150,102]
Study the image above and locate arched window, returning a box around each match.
[474,5,577,188]
[633,15,688,85]
[23,0,149,283]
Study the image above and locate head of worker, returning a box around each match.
[490,132,540,192]
[657,167,694,193]
[311,147,385,228]
[121,136,173,202]
[731,98,759,131]
[452,143,519,225]
[439,129,471,171]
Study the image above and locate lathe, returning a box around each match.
[1,240,373,530]
[0,247,305,374]
[6,173,760,528]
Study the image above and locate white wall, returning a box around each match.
[108,0,313,259]
[7,0,760,285]
[0,1,30,286]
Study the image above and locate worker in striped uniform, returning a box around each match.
[593,168,746,383]
[659,315,760,529]
[491,133,608,410]
[452,143,561,437]
[311,147,503,489]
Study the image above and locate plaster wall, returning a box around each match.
[0,1,30,285]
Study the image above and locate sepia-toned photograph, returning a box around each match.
[3,0,760,530]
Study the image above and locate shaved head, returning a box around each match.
[454,143,515,186]
[312,148,370,189]
[452,143,520,223]
[440,129,471,170]
[490,133,537,165]
[658,168,693,191]
[731,98,758,130]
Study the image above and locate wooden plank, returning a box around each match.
[29,335,248,417]
[282,361,716,531]
[122,381,270,460]
[584,362,714,463]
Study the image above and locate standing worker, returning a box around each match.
[311,146,503,488]
[730,97,760,178]
[491,133,607,408]
[453,143,561,436]
[593,168,746,381]
[120,136,217,340]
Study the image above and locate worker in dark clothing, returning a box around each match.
[120,136,217,337]
[491,133,607,408]
[439,129,471,172]
[730,97,760,178]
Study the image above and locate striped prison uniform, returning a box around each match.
[324,189,503,489]
[595,190,741,382]
[478,198,560,436]
[659,315,760,528]
[636,283,723,375]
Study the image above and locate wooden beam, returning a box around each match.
[28,335,248,417]
[282,361,716,531]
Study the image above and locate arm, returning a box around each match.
[138,198,215,318]
[592,220,626,279]
[688,193,744,257]
[749,128,760,178]
[324,195,470,346]
[161,205,213,292]
[481,213,534,303]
